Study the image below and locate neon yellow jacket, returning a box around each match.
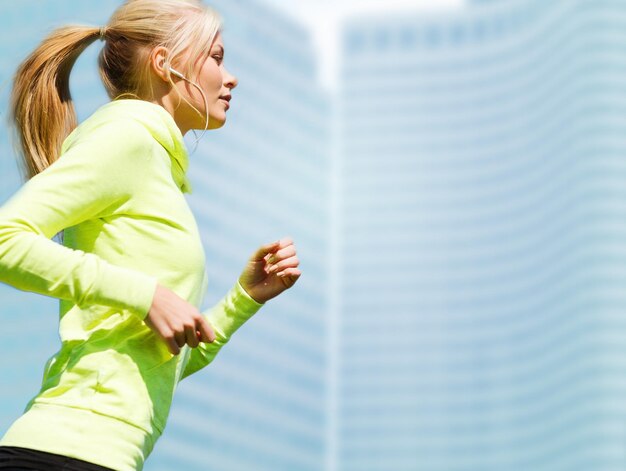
[0,99,263,470]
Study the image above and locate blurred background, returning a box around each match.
[1,0,626,470]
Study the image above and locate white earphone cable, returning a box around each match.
[169,67,209,153]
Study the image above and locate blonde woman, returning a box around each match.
[0,1,301,470]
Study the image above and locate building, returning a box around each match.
[337,0,626,470]
[0,1,330,470]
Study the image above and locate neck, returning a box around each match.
[149,95,192,136]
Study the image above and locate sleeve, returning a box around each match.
[0,119,159,319]
[181,280,264,379]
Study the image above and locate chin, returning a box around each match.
[208,117,227,130]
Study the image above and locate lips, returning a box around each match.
[219,95,231,110]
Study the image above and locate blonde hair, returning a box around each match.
[10,0,222,180]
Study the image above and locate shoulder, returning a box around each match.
[39,119,159,197]
[62,116,155,156]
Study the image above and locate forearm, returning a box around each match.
[181,280,263,378]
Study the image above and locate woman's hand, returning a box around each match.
[239,237,301,304]
[144,284,216,355]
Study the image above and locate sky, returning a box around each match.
[258,0,467,89]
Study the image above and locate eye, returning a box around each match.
[212,54,223,65]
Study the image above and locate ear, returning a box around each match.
[149,46,171,82]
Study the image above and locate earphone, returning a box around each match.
[168,66,209,151]
[168,67,186,80]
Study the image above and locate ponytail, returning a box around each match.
[10,26,101,180]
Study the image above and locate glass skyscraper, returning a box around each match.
[337,0,626,470]
[0,1,329,470]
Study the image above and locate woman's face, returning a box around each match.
[177,32,238,132]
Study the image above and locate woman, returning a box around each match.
[0,1,301,470]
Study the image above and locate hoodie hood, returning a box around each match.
[69,99,192,193]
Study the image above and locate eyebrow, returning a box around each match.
[213,45,224,54]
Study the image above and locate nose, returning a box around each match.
[224,67,238,90]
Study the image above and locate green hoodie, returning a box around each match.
[0,99,263,470]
